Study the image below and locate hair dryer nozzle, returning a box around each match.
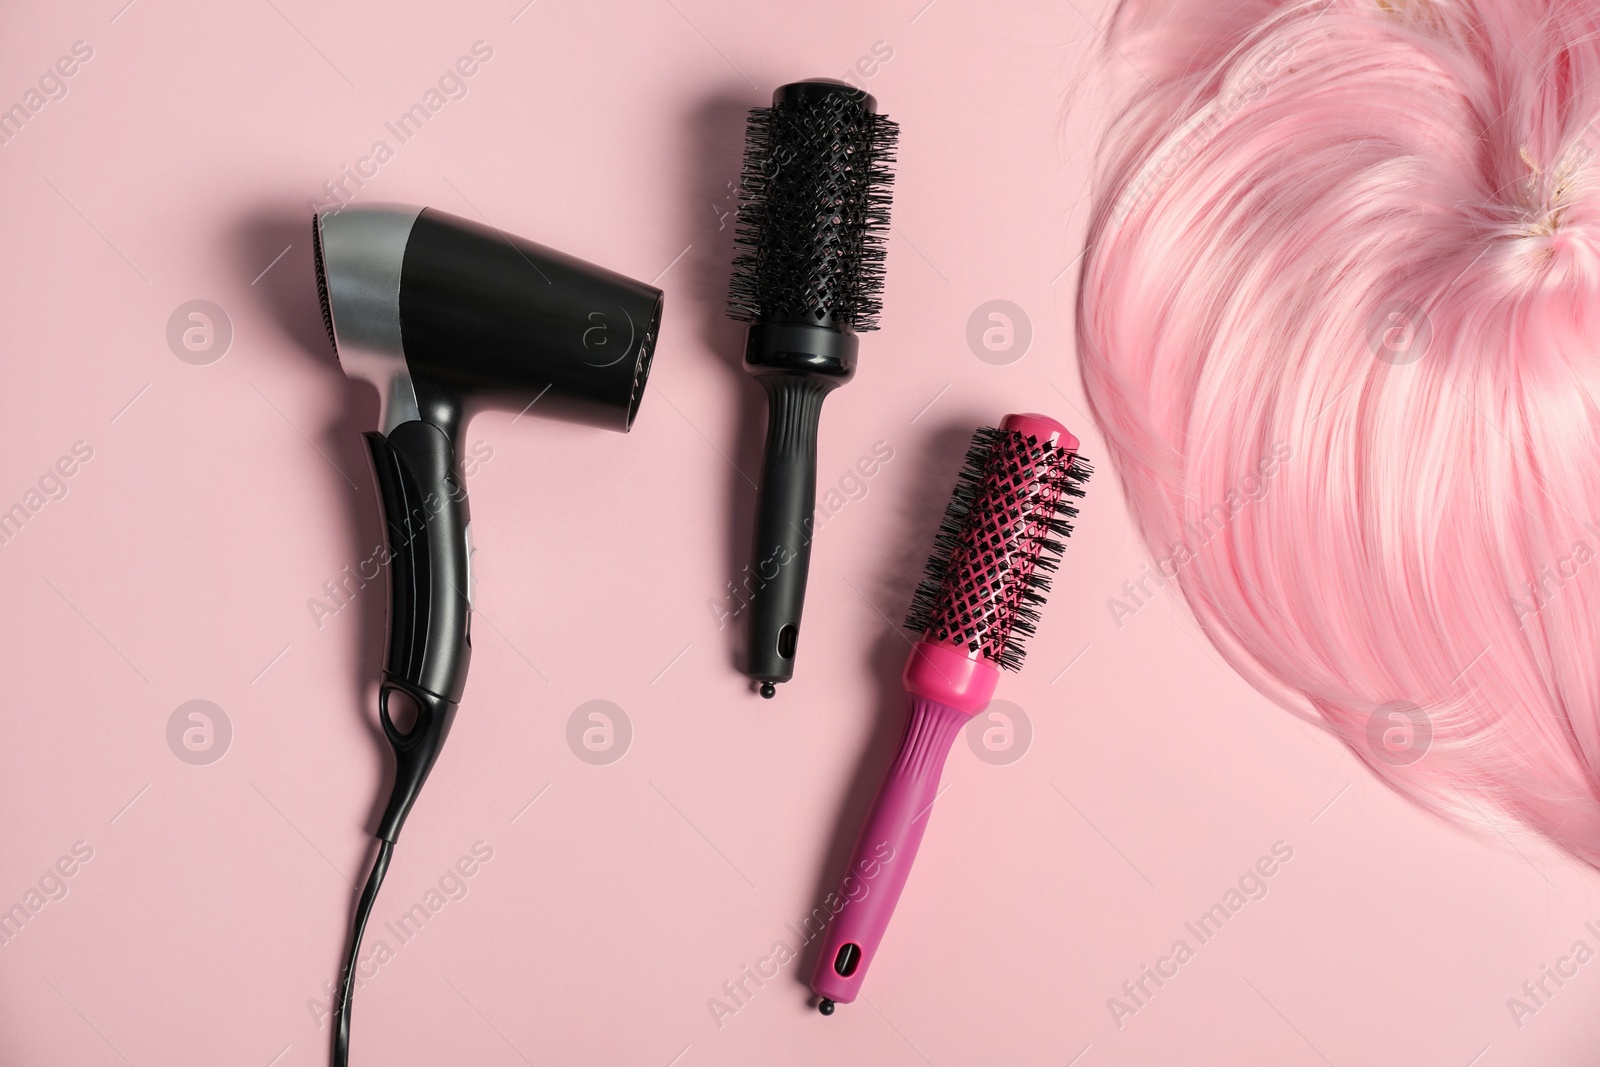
[314,203,663,437]
[313,204,424,432]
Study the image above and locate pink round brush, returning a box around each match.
[811,412,1089,1012]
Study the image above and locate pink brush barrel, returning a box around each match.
[811,413,1084,1011]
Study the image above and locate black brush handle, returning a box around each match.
[743,322,857,695]
[748,374,832,690]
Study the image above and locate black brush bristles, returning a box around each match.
[726,89,898,330]
[905,428,1092,670]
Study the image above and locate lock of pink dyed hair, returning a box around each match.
[1078,0,1600,866]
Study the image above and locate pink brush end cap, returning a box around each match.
[902,640,1000,713]
[1002,412,1078,452]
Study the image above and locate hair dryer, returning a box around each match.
[311,202,662,1064]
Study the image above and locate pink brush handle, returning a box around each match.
[810,694,969,1006]
[810,641,999,1006]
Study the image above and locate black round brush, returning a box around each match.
[727,79,898,697]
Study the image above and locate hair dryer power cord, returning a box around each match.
[333,838,394,1067]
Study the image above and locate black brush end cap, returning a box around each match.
[774,78,877,114]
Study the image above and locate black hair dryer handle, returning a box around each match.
[747,373,835,694]
[375,680,457,842]
[363,422,472,842]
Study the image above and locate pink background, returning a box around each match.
[0,0,1595,1064]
